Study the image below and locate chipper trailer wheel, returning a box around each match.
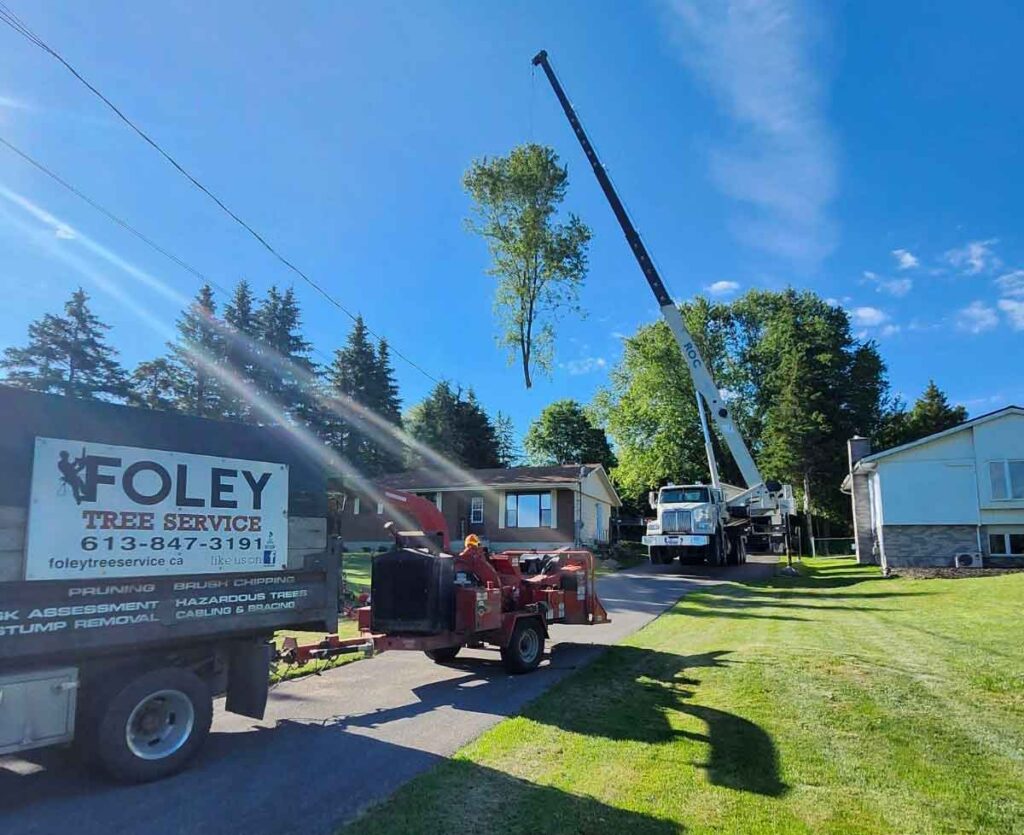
[501,618,545,674]
[424,646,461,664]
[78,666,213,783]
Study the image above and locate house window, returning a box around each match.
[470,496,484,524]
[505,492,552,528]
[353,497,361,515]
[377,502,384,515]
[989,460,1024,500]
[989,533,1024,556]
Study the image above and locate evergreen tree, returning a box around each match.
[169,284,225,418]
[255,286,314,422]
[323,318,405,476]
[900,381,968,445]
[406,382,501,469]
[222,280,260,421]
[524,399,616,469]
[494,411,521,467]
[1,287,129,400]
[128,358,181,410]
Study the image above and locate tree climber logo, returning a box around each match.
[56,446,89,505]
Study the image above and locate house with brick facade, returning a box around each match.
[843,405,1024,570]
[338,464,621,552]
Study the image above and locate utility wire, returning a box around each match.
[0,133,358,374]
[0,3,443,386]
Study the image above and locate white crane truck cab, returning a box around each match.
[642,484,742,567]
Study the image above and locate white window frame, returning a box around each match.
[376,502,384,515]
[989,459,1024,501]
[470,496,484,524]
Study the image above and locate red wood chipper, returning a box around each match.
[280,490,610,674]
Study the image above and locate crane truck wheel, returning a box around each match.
[501,618,545,674]
[425,646,461,663]
[83,666,213,783]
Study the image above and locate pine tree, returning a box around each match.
[169,284,226,418]
[222,280,260,421]
[494,411,520,467]
[905,381,968,441]
[406,383,501,469]
[324,318,405,475]
[255,286,314,422]
[1,287,129,400]
[128,358,181,410]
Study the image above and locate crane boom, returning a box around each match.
[531,49,763,489]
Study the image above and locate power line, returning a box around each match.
[0,3,443,386]
[0,133,381,376]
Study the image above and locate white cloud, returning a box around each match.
[879,323,901,337]
[879,277,912,297]
[0,96,31,110]
[998,299,1024,331]
[54,225,76,240]
[945,239,1000,275]
[864,270,912,297]
[561,356,608,375]
[705,280,740,296]
[891,248,919,270]
[995,270,1024,298]
[850,306,889,327]
[666,0,836,265]
[956,301,998,334]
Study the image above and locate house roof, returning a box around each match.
[377,464,621,506]
[856,405,1024,469]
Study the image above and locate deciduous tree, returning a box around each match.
[524,399,615,470]
[464,143,591,388]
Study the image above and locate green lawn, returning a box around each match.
[345,558,1024,834]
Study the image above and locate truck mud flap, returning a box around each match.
[225,641,272,719]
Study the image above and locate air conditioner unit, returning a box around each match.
[954,552,983,569]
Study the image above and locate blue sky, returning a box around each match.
[1,0,1022,441]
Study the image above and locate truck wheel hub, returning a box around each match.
[126,689,195,760]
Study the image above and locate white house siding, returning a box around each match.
[864,410,1024,568]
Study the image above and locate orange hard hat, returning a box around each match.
[464,534,481,548]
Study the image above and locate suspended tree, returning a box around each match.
[464,143,591,388]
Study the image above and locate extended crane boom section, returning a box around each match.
[531,49,762,490]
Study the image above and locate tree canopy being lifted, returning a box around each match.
[464,143,591,388]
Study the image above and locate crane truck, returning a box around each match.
[532,50,795,566]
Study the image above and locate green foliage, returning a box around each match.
[324,316,404,476]
[464,143,591,388]
[1,287,129,400]
[493,411,521,467]
[406,382,501,469]
[524,398,615,469]
[168,284,226,418]
[127,358,181,411]
[594,290,895,524]
[879,380,968,449]
[221,279,260,421]
[254,285,315,421]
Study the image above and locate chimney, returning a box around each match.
[848,436,872,469]
[847,436,876,565]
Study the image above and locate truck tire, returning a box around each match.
[706,531,723,567]
[424,646,461,663]
[501,618,545,674]
[86,667,213,783]
[650,546,670,565]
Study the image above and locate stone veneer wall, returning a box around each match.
[880,524,978,568]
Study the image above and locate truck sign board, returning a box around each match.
[25,437,289,580]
